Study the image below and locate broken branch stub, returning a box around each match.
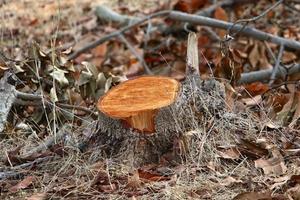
[97,76,180,133]
[186,32,200,76]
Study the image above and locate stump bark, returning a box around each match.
[93,33,227,166]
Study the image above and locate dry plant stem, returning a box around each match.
[269,43,285,86]
[118,34,153,75]
[169,11,300,51]
[0,157,53,180]
[239,64,300,85]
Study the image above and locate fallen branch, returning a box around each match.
[269,43,285,86]
[68,10,171,60]
[95,5,139,26]
[21,124,70,158]
[14,90,98,118]
[118,34,153,75]
[169,11,300,51]
[69,6,300,60]
[0,157,53,180]
[239,64,300,85]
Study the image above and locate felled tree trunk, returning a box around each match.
[93,33,227,166]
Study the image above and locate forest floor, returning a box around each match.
[1,0,300,199]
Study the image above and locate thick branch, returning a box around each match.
[69,8,300,60]
[239,64,300,85]
[169,11,300,51]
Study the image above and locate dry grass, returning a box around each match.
[0,1,292,199]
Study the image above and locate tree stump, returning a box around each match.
[91,33,251,166]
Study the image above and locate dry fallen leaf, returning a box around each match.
[244,82,269,97]
[233,191,272,200]
[9,176,35,192]
[173,0,208,13]
[254,148,287,175]
[219,176,243,186]
[127,170,141,190]
[214,7,228,37]
[138,168,170,182]
[26,193,47,200]
[217,147,241,160]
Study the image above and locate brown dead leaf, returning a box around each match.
[287,185,300,200]
[276,85,300,126]
[9,176,35,192]
[214,7,228,37]
[248,43,259,69]
[90,42,108,67]
[99,184,117,193]
[282,51,297,64]
[244,82,269,97]
[289,91,300,128]
[127,171,141,190]
[189,187,212,199]
[238,139,268,159]
[242,95,262,106]
[126,59,143,77]
[174,0,208,13]
[219,176,243,187]
[26,193,47,200]
[233,191,272,200]
[254,148,287,175]
[264,93,290,119]
[138,169,170,182]
[170,60,186,81]
[270,175,291,190]
[217,147,241,160]
[215,49,243,86]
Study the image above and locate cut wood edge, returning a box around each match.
[186,32,200,76]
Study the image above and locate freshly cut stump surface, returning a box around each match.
[98,76,180,133]
[98,76,180,118]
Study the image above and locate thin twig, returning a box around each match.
[228,0,283,38]
[68,10,171,60]
[14,90,98,118]
[202,27,221,41]
[118,34,153,75]
[262,80,300,98]
[264,41,277,61]
[269,43,285,86]
[15,90,42,101]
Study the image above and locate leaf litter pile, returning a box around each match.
[1,0,300,199]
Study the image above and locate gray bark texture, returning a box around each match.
[0,73,16,133]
